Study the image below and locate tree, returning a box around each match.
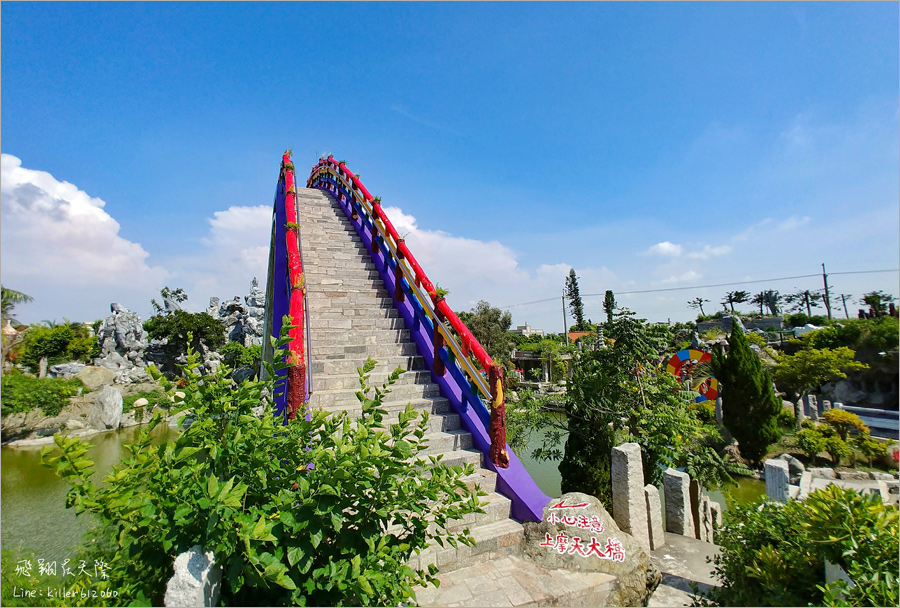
[565,269,586,331]
[457,301,512,364]
[785,289,823,317]
[1,286,33,326]
[602,290,616,325]
[822,408,868,442]
[860,290,895,317]
[773,347,868,396]
[751,291,767,315]
[143,287,225,363]
[688,297,711,317]
[711,322,782,465]
[722,290,750,313]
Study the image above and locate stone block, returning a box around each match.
[809,467,837,479]
[689,479,702,540]
[709,501,722,535]
[798,471,813,500]
[714,397,723,426]
[699,496,712,543]
[644,485,665,550]
[164,545,221,607]
[612,443,650,551]
[765,459,790,502]
[87,385,123,430]
[663,469,694,537]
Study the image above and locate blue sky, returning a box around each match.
[2,2,898,330]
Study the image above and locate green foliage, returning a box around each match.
[745,332,767,348]
[14,323,98,373]
[143,310,225,361]
[774,347,868,395]
[688,400,716,425]
[150,286,187,315]
[565,269,586,331]
[40,340,483,606]
[822,409,868,442]
[457,301,512,364]
[852,433,888,467]
[221,342,262,371]
[1,286,33,326]
[785,289,824,316]
[860,290,895,316]
[688,297,711,318]
[0,375,85,417]
[696,485,899,607]
[122,388,166,414]
[775,407,795,429]
[1,549,65,607]
[721,290,749,313]
[794,316,898,354]
[797,427,826,461]
[823,435,851,467]
[602,290,616,325]
[712,322,782,465]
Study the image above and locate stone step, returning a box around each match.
[309,329,411,347]
[311,341,420,358]
[409,519,524,574]
[313,369,430,391]
[310,385,445,409]
[309,317,407,336]
[306,296,395,309]
[313,307,401,320]
[305,268,380,279]
[384,411,461,434]
[313,354,425,376]
[419,429,474,455]
[316,395,452,417]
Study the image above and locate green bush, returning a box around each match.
[220,342,262,370]
[797,427,825,461]
[745,332,768,348]
[41,345,484,606]
[695,485,899,607]
[822,409,868,441]
[1,375,85,417]
[776,407,795,429]
[853,433,888,467]
[824,435,852,467]
[14,323,99,373]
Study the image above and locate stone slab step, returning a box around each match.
[308,382,441,407]
[313,369,430,391]
[312,307,401,320]
[309,329,411,347]
[310,395,451,416]
[410,519,524,574]
[311,342,420,358]
[312,355,424,375]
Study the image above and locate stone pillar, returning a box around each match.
[795,400,806,428]
[699,496,713,543]
[822,400,832,413]
[611,443,650,551]
[765,459,791,503]
[709,501,723,537]
[834,402,844,410]
[164,545,221,607]
[663,468,694,537]
[714,397,723,426]
[689,479,702,540]
[644,484,665,550]
[807,394,819,421]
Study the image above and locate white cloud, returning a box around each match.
[685,244,732,260]
[0,154,168,322]
[777,215,810,231]
[662,270,703,284]
[647,241,684,257]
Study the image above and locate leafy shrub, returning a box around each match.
[688,400,716,425]
[122,388,166,413]
[1,375,84,417]
[853,433,888,467]
[41,346,484,606]
[220,342,262,371]
[15,323,98,373]
[776,407,795,429]
[695,485,899,607]
[745,332,768,348]
[823,435,851,467]
[822,408,868,441]
[797,427,825,461]
[143,310,225,363]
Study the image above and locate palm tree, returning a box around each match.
[1,286,33,326]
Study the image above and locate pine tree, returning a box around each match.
[565,269,586,331]
[602,290,616,325]
[712,322,782,465]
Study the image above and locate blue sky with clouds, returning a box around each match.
[2,2,898,329]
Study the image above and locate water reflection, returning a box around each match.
[1,424,176,560]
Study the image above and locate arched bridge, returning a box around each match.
[261,152,550,573]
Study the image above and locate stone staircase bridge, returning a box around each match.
[261,154,644,606]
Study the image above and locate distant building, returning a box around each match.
[510,323,544,338]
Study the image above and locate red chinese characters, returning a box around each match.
[547,512,605,534]
[537,532,625,562]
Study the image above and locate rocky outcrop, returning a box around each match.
[75,366,118,391]
[164,545,221,607]
[523,492,661,607]
[215,278,266,348]
[94,303,148,371]
[87,385,123,430]
[48,362,86,379]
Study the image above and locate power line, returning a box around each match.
[500,268,898,309]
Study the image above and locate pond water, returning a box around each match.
[1,424,175,561]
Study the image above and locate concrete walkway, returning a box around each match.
[648,533,720,607]
[414,555,616,607]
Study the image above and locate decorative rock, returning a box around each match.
[795,400,806,427]
[806,394,819,421]
[809,467,837,480]
[644,485,665,550]
[798,471,813,500]
[709,501,723,535]
[75,366,118,391]
[699,496,713,543]
[87,385,123,430]
[48,362,87,379]
[822,400,832,412]
[65,419,86,430]
[612,443,650,551]
[38,357,49,378]
[132,397,150,409]
[765,459,790,502]
[836,470,869,480]
[663,469,694,537]
[714,397,723,426]
[522,492,661,607]
[869,471,895,481]
[689,479,702,540]
[164,545,222,607]
[94,303,148,370]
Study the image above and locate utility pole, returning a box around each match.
[562,290,569,346]
[840,294,851,319]
[822,263,833,320]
